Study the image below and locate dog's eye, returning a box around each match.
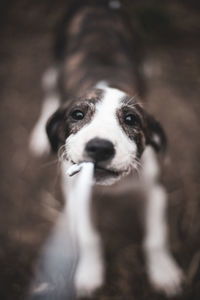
[71,109,84,120]
[124,114,141,126]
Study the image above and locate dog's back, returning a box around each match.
[54,0,142,99]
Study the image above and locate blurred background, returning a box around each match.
[0,0,200,299]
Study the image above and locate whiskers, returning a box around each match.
[58,144,68,162]
[38,145,67,171]
[130,155,143,179]
[122,95,144,107]
[40,159,59,169]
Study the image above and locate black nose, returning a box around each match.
[85,138,115,162]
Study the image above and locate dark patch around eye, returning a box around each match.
[65,88,104,135]
[67,102,95,134]
[121,106,142,126]
[69,103,88,118]
[117,106,146,158]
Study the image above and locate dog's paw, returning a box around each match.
[75,254,104,298]
[29,123,50,157]
[147,249,184,297]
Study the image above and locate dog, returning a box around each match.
[30,0,183,297]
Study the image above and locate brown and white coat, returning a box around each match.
[30,0,183,297]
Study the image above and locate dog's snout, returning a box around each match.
[85,138,115,162]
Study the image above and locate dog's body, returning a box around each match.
[30,0,183,297]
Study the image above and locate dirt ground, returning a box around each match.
[0,1,200,299]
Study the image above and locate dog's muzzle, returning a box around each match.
[84,138,120,184]
[85,138,115,162]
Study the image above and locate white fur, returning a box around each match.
[42,67,58,92]
[141,146,160,182]
[29,94,60,156]
[29,68,60,156]
[66,85,137,184]
[141,147,184,296]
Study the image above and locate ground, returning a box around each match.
[0,0,200,300]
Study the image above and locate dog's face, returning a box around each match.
[47,85,166,185]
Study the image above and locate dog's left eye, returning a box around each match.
[71,109,85,120]
[124,114,141,126]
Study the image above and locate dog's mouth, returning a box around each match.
[70,160,121,180]
[94,164,120,179]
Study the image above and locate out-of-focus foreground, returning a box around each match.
[0,0,200,299]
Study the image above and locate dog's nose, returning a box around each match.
[85,138,115,162]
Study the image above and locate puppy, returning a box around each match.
[30,0,183,297]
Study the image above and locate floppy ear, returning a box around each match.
[145,113,167,154]
[46,109,68,152]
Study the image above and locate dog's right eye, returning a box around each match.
[71,109,85,120]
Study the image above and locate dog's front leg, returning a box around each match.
[29,67,60,157]
[61,162,104,298]
[141,147,184,296]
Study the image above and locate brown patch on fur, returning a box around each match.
[84,88,104,102]
[65,88,104,135]
[64,68,86,95]
[68,102,95,135]
[69,7,91,35]
[58,3,141,99]
[117,99,146,157]
[46,85,105,152]
[66,52,85,73]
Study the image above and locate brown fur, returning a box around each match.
[56,2,140,99]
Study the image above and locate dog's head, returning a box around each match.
[46,85,166,185]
